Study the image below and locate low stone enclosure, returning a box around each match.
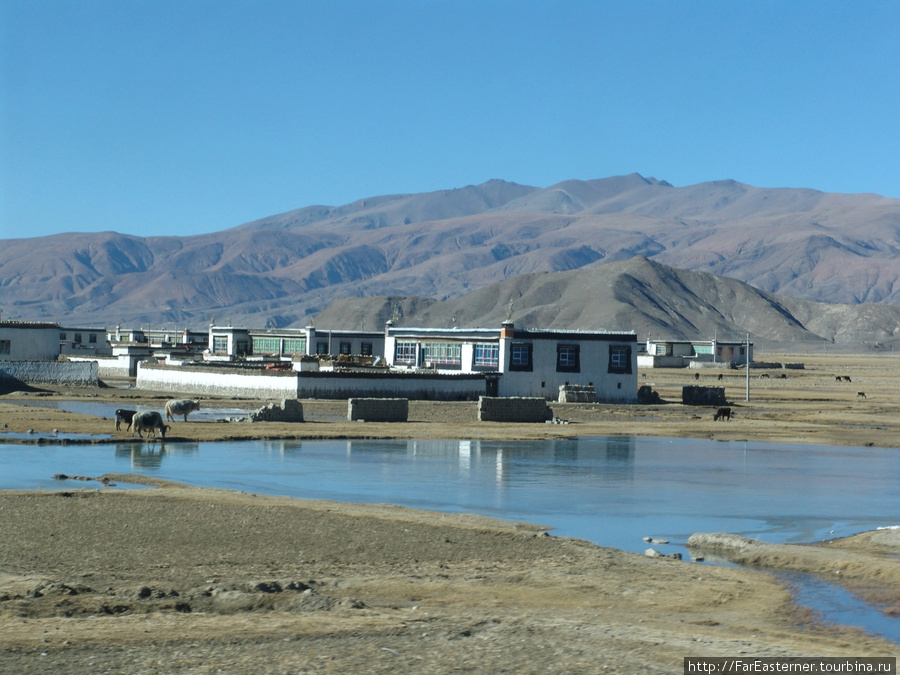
[243,399,305,423]
[348,398,409,422]
[237,397,554,424]
[478,396,553,423]
[682,385,727,406]
[557,384,598,403]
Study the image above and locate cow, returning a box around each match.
[131,411,170,439]
[713,407,732,421]
[115,409,137,431]
[857,391,867,399]
[165,398,201,422]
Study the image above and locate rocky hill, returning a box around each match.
[1,175,898,347]
[312,257,900,350]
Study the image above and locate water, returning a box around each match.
[1,434,898,642]
[8,399,253,423]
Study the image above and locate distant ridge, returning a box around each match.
[311,257,900,350]
[0,175,898,348]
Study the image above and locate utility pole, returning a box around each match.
[745,332,750,401]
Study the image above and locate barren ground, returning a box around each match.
[0,352,898,673]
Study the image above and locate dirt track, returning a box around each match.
[1,352,898,672]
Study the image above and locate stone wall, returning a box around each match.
[0,360,98,387]
[557,384,598,403]
[246,399,305,423]
[478,396,552,423]
[681,386,727,406]
[347,398,409,422]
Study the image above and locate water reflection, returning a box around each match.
[348,437,636,488]
[114,441,200,469]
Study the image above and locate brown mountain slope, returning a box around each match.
[312,258,900,349]
[0,176,897,330]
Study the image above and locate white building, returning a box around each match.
[385,321,638,401]
[0,322,61,361]
[207,325,385,361]
[638,338,753,368]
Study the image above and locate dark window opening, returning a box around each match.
[509,342,533,372]
[556,344,580,373]
[608,345,632,374]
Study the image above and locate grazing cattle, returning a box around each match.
[857,391,867,399]
[694,372,700,380]
[165,398,201,422]
[713,407,732,421]
[718,373,724,381]
[115,409,137,431]
[131,411,170,439]
[779,373,787,379]
[759,373,769,379]
[835,375,842,382]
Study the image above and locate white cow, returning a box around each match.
[165,398,201,422]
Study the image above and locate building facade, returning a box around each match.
[639,338,753,368]
[385,321,638,402]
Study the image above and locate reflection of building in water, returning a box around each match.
[258,440,303,456]
[345,437,635,487]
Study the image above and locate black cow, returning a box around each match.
[115,409,137,431]
[713,407,732,421]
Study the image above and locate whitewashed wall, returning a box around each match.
[499,337,638,402]
[0,326,59,361]
[137,363,299,398]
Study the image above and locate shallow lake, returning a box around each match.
[2,434,898,643]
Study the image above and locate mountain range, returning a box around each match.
[1,174,898,348]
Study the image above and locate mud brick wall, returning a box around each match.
[478,396,553,423]
[347,398,409,422]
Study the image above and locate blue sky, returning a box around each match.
[2,1,898,239]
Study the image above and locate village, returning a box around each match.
[0,319,756,411]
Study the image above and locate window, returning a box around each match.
[235,339,250,356]
[213,336,228,353]
[0,340,10,355]
[74,333,82,344]
[59,332,66,341]
[509,342,533,371]
[474,343,499,367]
[608,345,632,374]
[253,337,281,354]
[557,344,580,373]
[283,338,305,355]
[339,342,351,355]
[395,341,417,364]
[316,341,329,354]
[422,342,461,365]
[360,342,373,356]
[89,334,97,344]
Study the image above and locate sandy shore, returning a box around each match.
[1,352,898,672]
